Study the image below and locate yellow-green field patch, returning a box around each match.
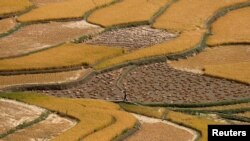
[17,0,113,23]
[0,43,124,71]
[207,7,250,46]
[204,62,250,84]
[0,69,92,89]
[153,0,248,32]
[0,0,32,17]
[0,92,137,141]
[88,0,171,27]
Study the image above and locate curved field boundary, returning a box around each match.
[86,0,177,32]
[0,69,91,90]
[17,0,117,24]
[0,111,50,139]
[208,42,250,47]
[204,62,250,84]
[138,98,250,108]
[0,0,118,39]
[173,108,250,123]
[125,113,198,141]
[207,7,250,46]
[94,1,250,72]
[0,43,124,72]
[0,0,34,18]
[87,0,174,27]
[1,69,95,91]
[0,92,137,141]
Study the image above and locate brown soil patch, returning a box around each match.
[30,0,65,7]
[0,99,45,134]
[0,20,102,58]
[41,68,126,101]
[125,114,197,141]
[0,68,91,89]
[169,45,250,71]
[86,26,176,51]
[1,114,76,141]
[122,63,250,104]
[126,123,194,141]
[0,18,16,34]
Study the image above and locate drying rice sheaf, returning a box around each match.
[0,0,32,17]
[95,30,204,70]
[88,0,171,27]
[17,0,113,23]
[0,43,123,71]
[0,92,137,141]
[153,0,248,32]
[207,7,250,46]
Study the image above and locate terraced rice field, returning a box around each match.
[207,7,250,46]
[0,69,91,90]
[0,0,32,17]
[0,20,102,58]
[17,0,113,23]
[153,0,249,31]
[169,45,250,84]
[1,114,76,141]
[95,30,204,70]
[0,99,45,134]
[0,43,123,71]
[122,63,250,103]
[0,92,137,141]
[120,104,229,141]
[42,62,250,104]
[42,68,126,101]
[88,0,171,27]
[0,18,16,34]
[0,0,249,140]
[126,114,197,141]
[169,45,250,71]
[87,26,176,50]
